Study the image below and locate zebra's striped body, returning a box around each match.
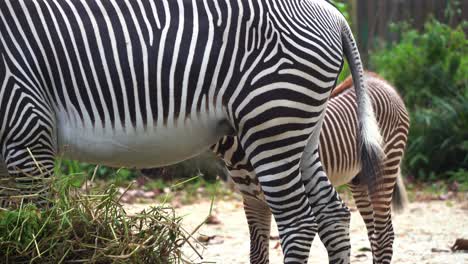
[0,1,382,262]
[213,72,410,263]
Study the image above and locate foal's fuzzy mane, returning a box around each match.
[331,71,385,98]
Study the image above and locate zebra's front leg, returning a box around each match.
[0,158,11,208]
[301,148,351,264]
[0,86,56,208]
[242,194,272,264]
[1,141,56,208]
[226,164,272,263]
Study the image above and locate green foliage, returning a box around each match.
[406,94,468,180]
[59,159,137,183]
[331,0,351,82]
[447,169,468,192]
[330,0,350,24]
[370,18,468,183]
[371,19,467,108]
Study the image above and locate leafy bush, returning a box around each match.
[60,152,224,184]
[371,20,467,108]
[406,94,468,180]
[370,18,468,183]
[331,0,351,82]
[60,160,137,182]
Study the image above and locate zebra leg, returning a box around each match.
[242,194,272,264]
[349,181,376,253]
[301,148,351,264]
[350,172,395,264]
[212,137,272,263]
[0,78,56,208]
[225,164,272,263]
[368,163,401,263]
[0,157,11,208]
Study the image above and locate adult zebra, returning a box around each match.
[0,0,383,263]
[212,72,410,263]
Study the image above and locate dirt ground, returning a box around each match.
[126,198,468,264]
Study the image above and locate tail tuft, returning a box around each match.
[392,172,409,213]
[359,135,385,195]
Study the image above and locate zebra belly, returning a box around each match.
[327,166,360,187]
[56,112,230,169]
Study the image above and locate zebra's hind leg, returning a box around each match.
[349,182,376,257]
[239,137,318,263]
[242,195,272,264]
[350,174,395,264]
[301,148,351,264]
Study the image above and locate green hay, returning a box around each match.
[0,173,199,264]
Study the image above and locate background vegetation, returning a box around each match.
[370,18,467,188]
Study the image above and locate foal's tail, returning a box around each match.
[392,172,409,213]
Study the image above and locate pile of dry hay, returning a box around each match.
[0,173,202,263]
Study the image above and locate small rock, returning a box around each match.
[197,234,215,243]
[143,191,156,198]
[460,202,468,210]
[206,215,222,225]
[197,235,224,245]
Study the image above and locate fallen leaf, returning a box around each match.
[273,241,281,249]
[358,247,372,252]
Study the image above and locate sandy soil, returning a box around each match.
[126,199,468,264]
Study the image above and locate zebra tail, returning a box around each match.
[392,172,409,213]
[340,22,385,196]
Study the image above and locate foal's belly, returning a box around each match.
[56,112,231,169]
[327,166,360,187]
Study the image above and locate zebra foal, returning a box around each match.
[213,72,410,264]
[0,0,383,262]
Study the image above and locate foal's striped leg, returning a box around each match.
[242,195,272,264]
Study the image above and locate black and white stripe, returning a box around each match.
[213,72,409,263]
[0,1,376,263]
